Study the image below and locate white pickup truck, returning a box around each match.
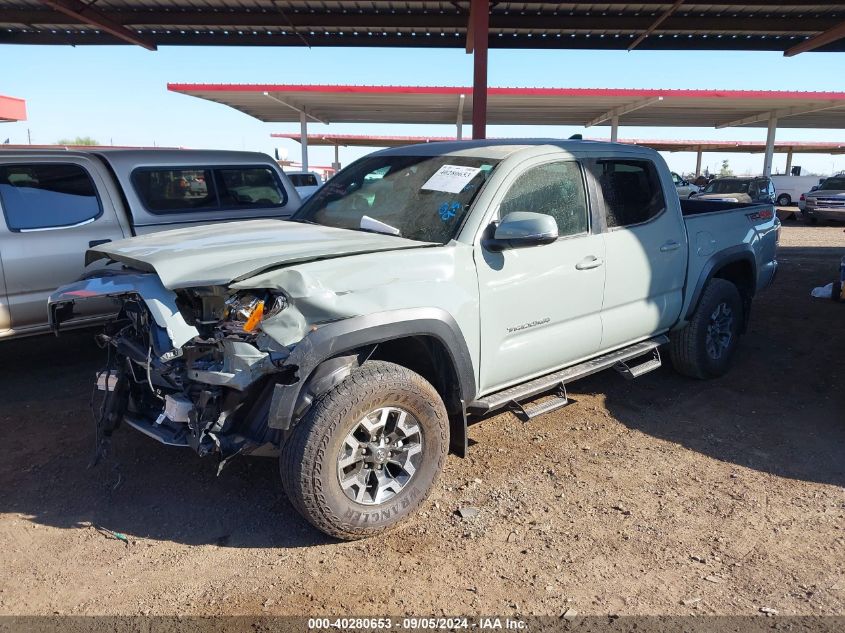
[0,149,300,339]
[50,139,780,539]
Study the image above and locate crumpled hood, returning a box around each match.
[87,219,430,289]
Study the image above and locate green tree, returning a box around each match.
[718,159,733,177]
[56,136,100,146]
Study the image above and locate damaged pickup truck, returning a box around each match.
[49,140,779,540]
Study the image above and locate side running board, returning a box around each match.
[467,335,669,418]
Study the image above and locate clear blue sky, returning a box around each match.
[3,44,845,175]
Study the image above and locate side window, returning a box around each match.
[597,159,666,228]
[0,163,101,231]
[289,174,319,187]
[217,167,285,207]
[132,168,217,213]
[498,161,588,238]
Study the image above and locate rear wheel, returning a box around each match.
[776,194,791,207]
[280,360,449,540]
[670,278,743,379]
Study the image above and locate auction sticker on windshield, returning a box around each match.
[422,165,481,194]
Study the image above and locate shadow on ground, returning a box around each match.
[0,330,327,549]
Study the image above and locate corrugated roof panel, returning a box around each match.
[1,2,844,51]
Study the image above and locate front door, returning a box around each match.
[594,158,688,350]
[476,159,606,394]
[0,160,125,332]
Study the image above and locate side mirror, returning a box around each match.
[810,185,820,192]
[486,211,558,251]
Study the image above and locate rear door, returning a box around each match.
[0,158,126,333]
[594,157,688,351]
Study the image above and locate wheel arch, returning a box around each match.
[685,246,756,330]
[268,308,475,456]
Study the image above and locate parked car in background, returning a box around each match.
[286,170,322,199]
[0,149,300,340]
[770,175,823,207]
[50,139,779,539]
[671,171,700,197]
[803,174,845,222]
[692,176,776,204]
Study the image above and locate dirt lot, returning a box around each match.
[1,223,843,618]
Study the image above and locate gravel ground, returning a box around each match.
[0,224,843,617]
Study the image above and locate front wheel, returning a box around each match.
[280,361,449,540]
[669,278,743,379]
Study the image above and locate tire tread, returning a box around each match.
[280,360,448,540]
[669,278,741,380]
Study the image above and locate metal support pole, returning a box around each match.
[763,115,777,177]
[785,149,793,175]
[456,93,466,141]
[300,111,309,172]
[332,144,341,172]
[695,149,703,176]
[470,0,489,140]
[610,116,619,143]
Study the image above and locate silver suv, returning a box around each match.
[804,175,845,222]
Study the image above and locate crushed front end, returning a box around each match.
[49,273,302,469]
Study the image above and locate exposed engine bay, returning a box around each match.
[54,275,309,470]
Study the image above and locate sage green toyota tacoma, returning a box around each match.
[49,140,780,540]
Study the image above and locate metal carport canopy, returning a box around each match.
[0,95,27,123]
[168,84,845,129]
[4,2,845,55]
[171,83,845,175]
[271,133,845,154]
[272,132,845,175]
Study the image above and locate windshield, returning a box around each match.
[819,177,845,191]
[703,179,751,195]
[293,154,500,243]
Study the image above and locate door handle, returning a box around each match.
[88,239,112,248]
[660,241,681,252]
[575,256,604,270]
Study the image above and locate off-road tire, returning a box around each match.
[280,360,449,540]
[669,278,743,379]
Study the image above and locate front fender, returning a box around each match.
[267,307,475,431]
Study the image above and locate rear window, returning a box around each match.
[289,173,319,187]
[596,159,666,228]
[0,163,102,231]
[820,177,845,190]
[131,166,286,214]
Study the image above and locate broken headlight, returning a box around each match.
[224,291,288,333]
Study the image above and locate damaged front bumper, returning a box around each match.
[49,273,317,468]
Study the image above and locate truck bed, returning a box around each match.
[677,196,779,325]
[679,198,769,216]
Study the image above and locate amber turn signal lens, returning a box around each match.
[243,300,265,333]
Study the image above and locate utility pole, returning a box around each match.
[27,128,31,144]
